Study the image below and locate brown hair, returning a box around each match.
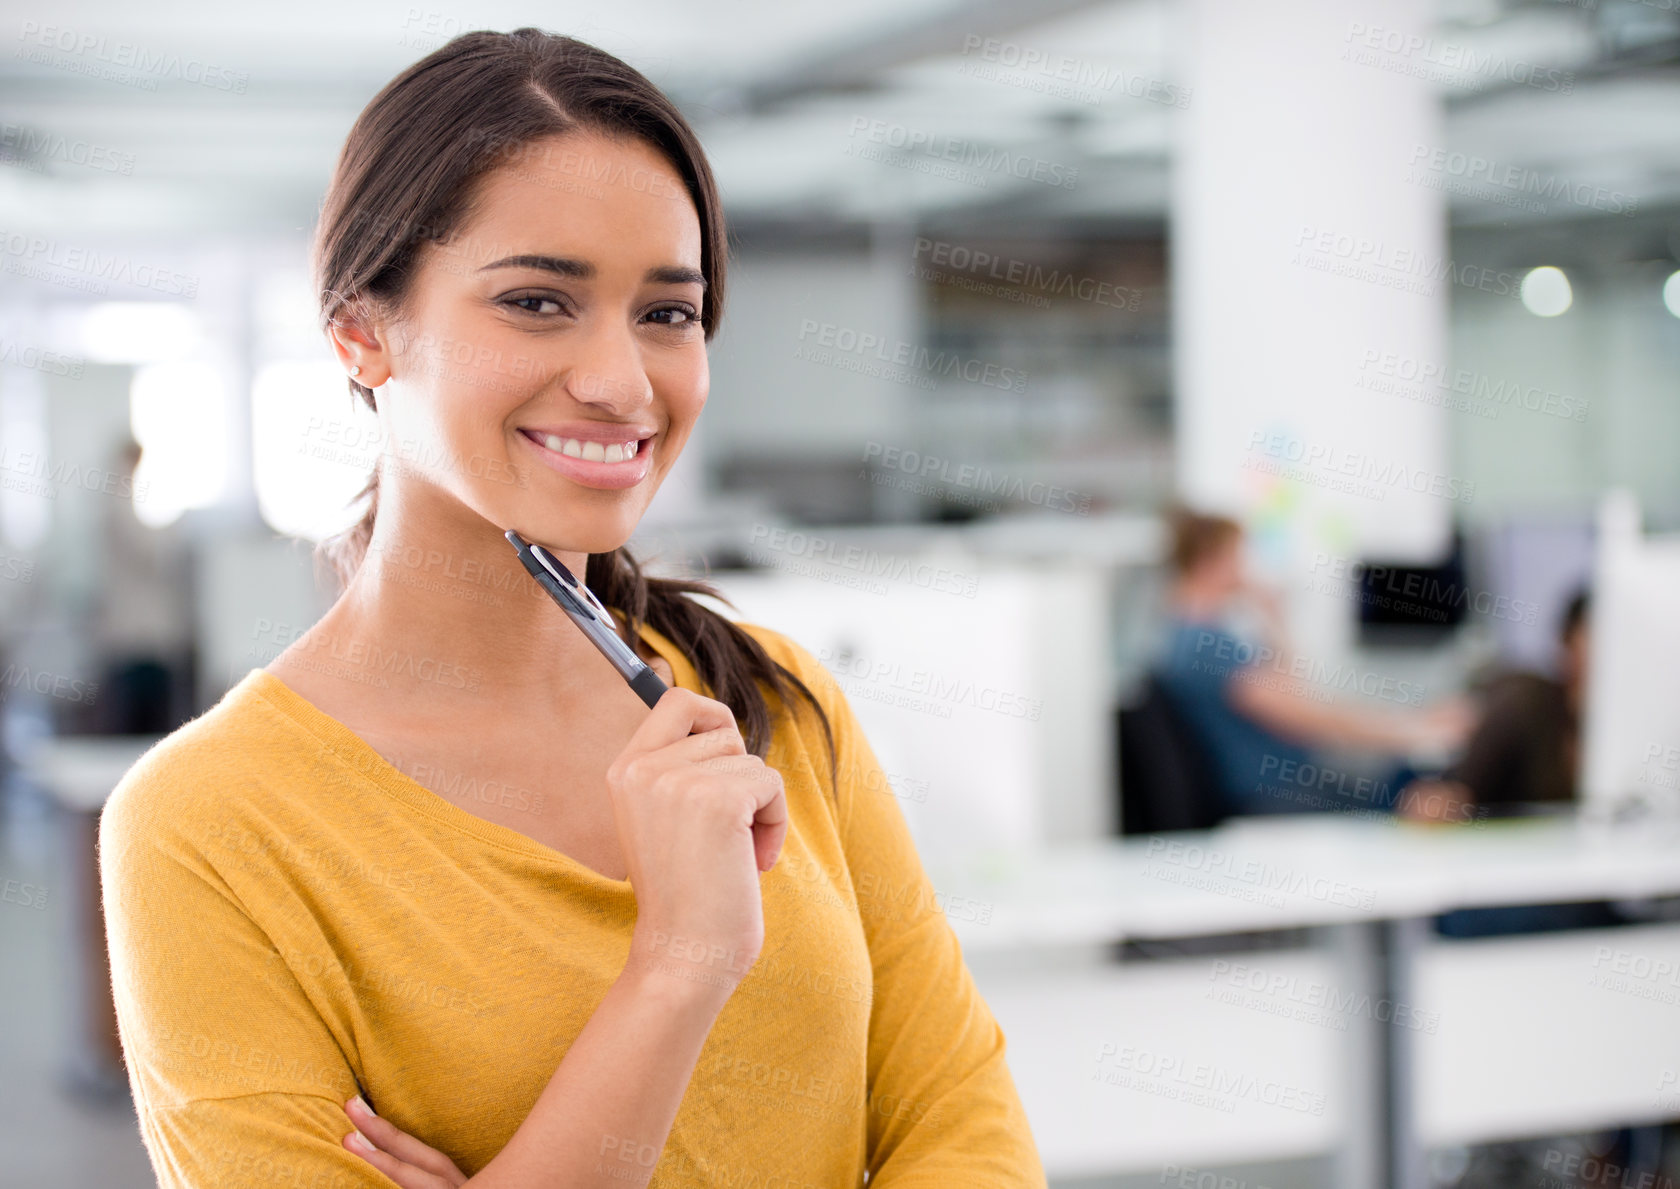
[1166,505,1243,577]
[310,28,834,778]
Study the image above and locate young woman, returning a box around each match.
[99,26,1044,1189]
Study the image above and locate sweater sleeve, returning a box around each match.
[99,768,396,1189]
[775,638,1047,1188]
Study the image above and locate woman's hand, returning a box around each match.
[607,686,788,1004]
[342,1095,468,1188]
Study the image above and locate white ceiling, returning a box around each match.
[0,0,1676,243]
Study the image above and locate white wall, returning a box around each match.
[702,235,921,461]
[1450,270,1680,523]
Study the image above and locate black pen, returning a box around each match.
[504,530,671,709]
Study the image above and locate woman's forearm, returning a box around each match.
[467,943,730,1189]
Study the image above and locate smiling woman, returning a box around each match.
[97,25,1045,1189]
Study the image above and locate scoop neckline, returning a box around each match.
[242,618,698,891]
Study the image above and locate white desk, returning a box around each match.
[931,814,1680,1189]
[936,813,1680,952]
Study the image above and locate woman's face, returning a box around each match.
[355,128,708,554]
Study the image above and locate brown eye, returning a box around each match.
[647,305,699,327]
[507,295,563,315]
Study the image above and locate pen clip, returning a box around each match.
[528,543,616,626]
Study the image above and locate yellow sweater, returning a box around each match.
[100,618,1046,1188]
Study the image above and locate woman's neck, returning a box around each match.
[311,494,618,711]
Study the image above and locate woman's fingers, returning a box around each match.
[341,1130,444,1189]
[343,1096,468,1188]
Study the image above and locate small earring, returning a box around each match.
[350,366,362,378]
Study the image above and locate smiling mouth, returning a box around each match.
[520,430,647,464]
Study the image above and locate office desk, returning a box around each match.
[932,814,1680,1189]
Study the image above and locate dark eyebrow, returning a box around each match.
[479,254,592,278]
[646,265,706,289]
[478,255,706,289]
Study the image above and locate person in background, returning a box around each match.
[1400,588,1589,822]
[92,437,194,735]
[1152,507,1471,817]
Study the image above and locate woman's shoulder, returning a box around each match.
[734,620,820,675]
[101,670,309,849]
[732,621,848,717]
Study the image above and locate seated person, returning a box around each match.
[1400,589,1589,822]
[1152,507,1470,817]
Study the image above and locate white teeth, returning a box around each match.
[533,433,642,462]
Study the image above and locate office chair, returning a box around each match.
[1116,673,1229,835]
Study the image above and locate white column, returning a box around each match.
[1171,0,1451,573]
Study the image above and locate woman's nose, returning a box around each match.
[562,325,652,413]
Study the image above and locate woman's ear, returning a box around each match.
[328,307,392,389]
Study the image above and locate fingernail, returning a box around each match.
[351,1130,377,1154]
[350,1094,373,1116]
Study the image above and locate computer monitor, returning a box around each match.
[1579,490,1680,816]
[1353,529,1469,646]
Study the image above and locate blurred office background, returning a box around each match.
[2,0,1680,1186]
